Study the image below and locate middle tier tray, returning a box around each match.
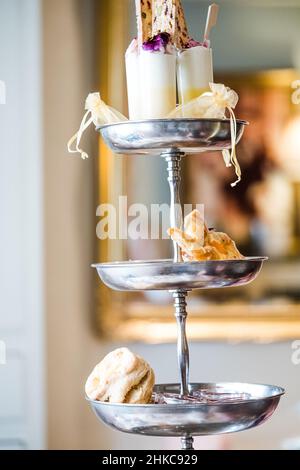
[93,257,267,291]
[98,118,248,155]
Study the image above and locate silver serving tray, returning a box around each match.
[92,257,267,291]
[98,118,247,155]
[87,382,284,437]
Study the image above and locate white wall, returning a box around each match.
[0,0,44,449]
[43,0,100,449]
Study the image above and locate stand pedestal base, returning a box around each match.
[181,435,194,450]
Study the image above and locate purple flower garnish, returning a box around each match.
[185,38,207,49]
[142,33,171,52]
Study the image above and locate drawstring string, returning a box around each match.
[67,92,128,160]
[222,106,241,187]
[67,110,93,160]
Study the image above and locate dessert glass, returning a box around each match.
[125,34,177,119]
[177,44,213,104]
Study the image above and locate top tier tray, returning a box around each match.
[98,118,247,155]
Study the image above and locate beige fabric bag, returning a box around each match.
[67,92,127,160]
[168,83,241,187]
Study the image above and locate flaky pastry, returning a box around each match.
[85,348,155,404]
[168,210,244,261]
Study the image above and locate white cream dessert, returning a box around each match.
[177,3,218,104]
[139,52,177,119]
[138,34,177,119]
[126,35,177,119]
[177,41,213,104]
[125,39,141,120]
[126,0,216,117]
[125,0,153,119]
[125,35,177,119]
[126,0,187,120]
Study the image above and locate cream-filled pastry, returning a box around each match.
[85,348,155,404]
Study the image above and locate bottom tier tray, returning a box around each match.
[92,258,267,291]
[87,382,284,437]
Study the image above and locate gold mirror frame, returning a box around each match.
[95,0,300,342]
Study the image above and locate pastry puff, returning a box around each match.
[168,209,244,261]
[184,209,208,244]
[85,348,155,404]
[168,227,220,261]
[207,230,244,260]
[167,209,207,249]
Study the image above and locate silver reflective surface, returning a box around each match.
[92,257,267,291]
[98,118,247,155]
[87,382,284,437]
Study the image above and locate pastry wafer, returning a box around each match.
[136,0,153,46]
[152,0,189,48]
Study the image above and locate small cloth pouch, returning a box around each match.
[168,83,241,187]
[67,92,128,159]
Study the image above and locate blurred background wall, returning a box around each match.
[185,0,300,71]
[0,0,44,449]
[0,0,300,450]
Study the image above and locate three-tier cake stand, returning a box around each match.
[88,118,284,450]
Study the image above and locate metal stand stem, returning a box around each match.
[181,435,195,450]
[163,151,184,263]
[172,290,189,396]
[173,290,193,450]
[163,150,193,450]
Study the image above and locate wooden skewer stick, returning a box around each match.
[203,3,219,44]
